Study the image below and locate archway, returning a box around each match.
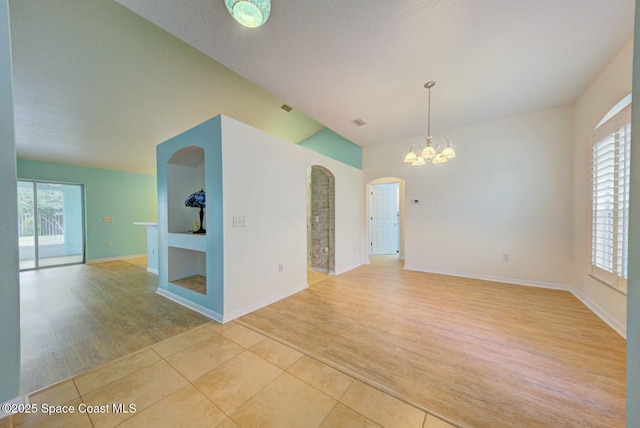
[307,165,335,280]
[367,177,405,260]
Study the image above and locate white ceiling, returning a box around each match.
[9,0,635,174]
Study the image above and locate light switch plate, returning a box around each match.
[233,216,246,227]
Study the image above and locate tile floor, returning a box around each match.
[7,321,457,428]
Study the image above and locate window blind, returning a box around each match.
[591,104,631,290]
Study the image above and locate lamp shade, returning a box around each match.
[224,0,271,28]
[421,144,436,161]
[441,140,456,159]
[185,189,206,234]
[404,150,418,163]
[185,189,206,208]
[432,153,448,164]
[412,156,426,166]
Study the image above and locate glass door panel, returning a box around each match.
[17,181,36,270]
[36,182,84,268]
[18,180,84,271]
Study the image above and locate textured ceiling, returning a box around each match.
[9,0,323,174]
[116,0,635,146]
[9,0,636,174]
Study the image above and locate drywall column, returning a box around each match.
[627,1,640,424]
[0,0,22,403]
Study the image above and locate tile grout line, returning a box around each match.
[175,323,344,428]
[151,326,281,428]
[234,318,465,428]
[23,318,447,428]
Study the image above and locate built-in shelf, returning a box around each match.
[157,117,224,321]
[168,247,206,290]
[168,232,206,252]
[164,145,207,296]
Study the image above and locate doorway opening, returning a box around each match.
[368,178,404,258]
[307,165,335,284]
[18,180,85,270]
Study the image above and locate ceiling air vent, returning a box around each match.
[352,118,367,127]
[280,104,293,112]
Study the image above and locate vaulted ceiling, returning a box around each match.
[9,0,635,174]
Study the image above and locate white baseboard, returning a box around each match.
[147,267,159,275]
[570,288,626,338]
[222,283,309,323]
[155,288,223,323]
[403,265,625,338]
[158,283,308,324]
[334,261,366,276]
[86,254,147,264]
[403,265,571,291]
[1,395,25,417]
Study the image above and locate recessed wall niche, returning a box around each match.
[168,247,206,295]
[166,145,207,296]
[167,146,205,233]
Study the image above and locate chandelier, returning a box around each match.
[403,81,456,165]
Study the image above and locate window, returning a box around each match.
[590,99,631,292]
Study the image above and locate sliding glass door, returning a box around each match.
[18,180,85,270]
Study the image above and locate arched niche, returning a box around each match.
[166,145,206,295]
[166,146,205,234]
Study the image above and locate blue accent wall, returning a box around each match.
[17,159,157,261]
[0,0,21,403]
[298,128,363,169]
[156,116,224,315]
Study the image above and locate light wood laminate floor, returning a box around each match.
[19,259,209,393]
[17,256,625,427]
[240,256,626,428]
[8,322,455,428]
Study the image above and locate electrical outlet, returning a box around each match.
[278,263,283,272]
[106,241,112,248]
[503,253,510,262]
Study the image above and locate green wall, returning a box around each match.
[0,0,21,404]
[17,159,157,261]
[298,128,363,169]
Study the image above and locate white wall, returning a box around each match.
[220,116,367,319]
[365,106,573,288]
[572,38,633,336]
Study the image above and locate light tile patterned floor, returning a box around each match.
[8,322,457,428]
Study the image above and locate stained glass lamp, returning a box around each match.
[185,189,206,234]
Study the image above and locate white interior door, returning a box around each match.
[370,183,399,255]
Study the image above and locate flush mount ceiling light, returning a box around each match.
[224,0,271,28]
[403,81,456,166]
